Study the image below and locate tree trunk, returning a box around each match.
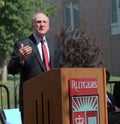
[1,54,9,83]
[2,63,7,83]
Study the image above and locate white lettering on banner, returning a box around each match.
[71,80,97,92]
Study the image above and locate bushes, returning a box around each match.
[56,28,104,67]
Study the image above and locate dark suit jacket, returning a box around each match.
[113,82,120,108]
[107,92,120,124]
[107,92,116,113]
[7,34,64,113]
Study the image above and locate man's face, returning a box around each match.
[32,13,49,38]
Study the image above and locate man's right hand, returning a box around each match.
[19,44,32,61]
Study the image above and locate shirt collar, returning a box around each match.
[33,33,46,44]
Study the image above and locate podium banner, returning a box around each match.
[69,78,100,124]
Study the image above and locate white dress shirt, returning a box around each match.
[33,33,50,61]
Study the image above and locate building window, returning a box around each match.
[111,0,120,34]
[111,0,118,24]
[64,2,80,30]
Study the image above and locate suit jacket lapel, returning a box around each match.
[29,35,46,71]
[47,39,54,68]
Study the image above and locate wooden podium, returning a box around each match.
[23,68,108,124]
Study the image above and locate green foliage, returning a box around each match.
[0,0,57,62]
[0,0,4,8]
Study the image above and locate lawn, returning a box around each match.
[0,75,20,110]
[107,76,120,94]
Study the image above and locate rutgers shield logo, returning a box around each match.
[69,78,100,124]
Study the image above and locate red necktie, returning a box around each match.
[41,39,51,71]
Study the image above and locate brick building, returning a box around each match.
[45,0,120,76]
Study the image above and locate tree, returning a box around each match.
[0,0,57,82]
[0,0,5,8]
[56,28,104,67]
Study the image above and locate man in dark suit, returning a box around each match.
[106,70,120,124]
[106,70,116,113]
[7,12,64,123]
[113,82,120,111]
